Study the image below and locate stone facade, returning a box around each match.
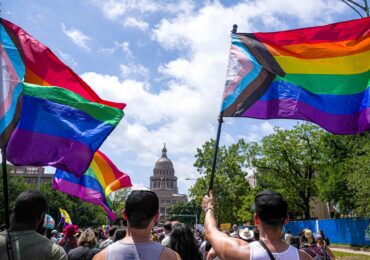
[150,145,187,221]
[12,166,53,186]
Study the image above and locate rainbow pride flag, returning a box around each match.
[0,18,125,110]
[222,18,370,134]
[53,150,132,220]
[0,22,24,147]
[7,83,124,176]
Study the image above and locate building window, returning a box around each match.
[160,207,165,213]
[166,200,171,203]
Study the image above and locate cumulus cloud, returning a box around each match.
[92,0,159,20]
[120,63,150,80]
[85,0,349,193]
[123,17,149,31]
[61,23,91,50]
[92,0,196,21]
[100,41,132,58]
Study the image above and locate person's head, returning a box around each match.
[290,235,301,249]
[164,221,172,234]
[158,233,165,242]
[170,223,202,260]
[113,228,126,242]
[63,224,78,238]
[302,229,314,246]
[315,234,324,245]
[51,229,58,237]
[253,190,288,231]
[239,228,254,242]
[123,190,159,230]
[108,226,117,237]
[77,228,97,247]
[232,224,238,232]
[12,190,48,229]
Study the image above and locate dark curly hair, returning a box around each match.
[169,223,201,260]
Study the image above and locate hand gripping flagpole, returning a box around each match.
[208,24,238,192]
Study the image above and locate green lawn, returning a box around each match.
[332,250,370,260]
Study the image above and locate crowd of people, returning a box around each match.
[0,189,336,259]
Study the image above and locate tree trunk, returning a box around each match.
[304,199,311,219]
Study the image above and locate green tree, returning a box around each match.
[189,139,253,225]
[108,188,131,216]
[317,132,370,217]
[39,183,107,228]
[0,165,32,225]
[250,124,325,219]
[166,201,202,225]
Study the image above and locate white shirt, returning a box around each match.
[250,241,299,260]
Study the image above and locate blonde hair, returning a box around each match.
[304,229,313,245]
[77,228,97,247]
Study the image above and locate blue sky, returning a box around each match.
[2,0,361,194]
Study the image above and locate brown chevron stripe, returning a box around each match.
[223,69,275,117]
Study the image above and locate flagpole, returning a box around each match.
[208,24,238,192]
[208,113,223,191]
[0,12,11,228]
[2,146,10,228]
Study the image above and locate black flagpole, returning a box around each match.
[2,146,10,229]
[208,24,238,192]
[0,4,11,228]
[208,113,223,191]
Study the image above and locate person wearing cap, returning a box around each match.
[239,228,255,243]
[58,224,78,253]
[202,190,312,260]
[93,190,180,260]
[0,190,67,260]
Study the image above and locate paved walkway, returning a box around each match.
[331,247,370,256]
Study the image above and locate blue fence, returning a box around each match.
[284,218,370,246]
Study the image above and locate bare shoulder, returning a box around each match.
[299,249,313,260]
[160,247,181,260]
[217,239,251,260]
[93,248,107,260]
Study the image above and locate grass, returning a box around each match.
[332,250,370,260]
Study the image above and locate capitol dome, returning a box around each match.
[154,145,174,169]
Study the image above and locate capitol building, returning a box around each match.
[150,144,187,221]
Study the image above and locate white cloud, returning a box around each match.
[260,122,274,135]
[55,49,78,68]
[92,0,196,20]
[84,0,348,194]
[131,183,150,190]
[123,17,149,31]
[100,41,132,58]
[61,23,91,50]
[120,63,149,80]
[93,0,159,20]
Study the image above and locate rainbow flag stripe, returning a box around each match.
[7,83,124,176]
[222,17,370,134]
[0,22,24,146]
[53,150,132,220]
[0,18,125,110]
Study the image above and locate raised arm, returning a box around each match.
[202,191,249,260]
